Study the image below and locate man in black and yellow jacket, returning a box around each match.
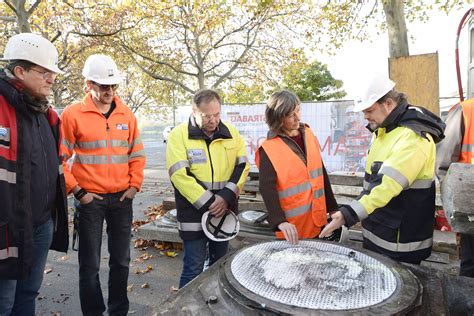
[320,73,445,264]
[166,89,249,288]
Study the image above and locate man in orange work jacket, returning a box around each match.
[436,99,474,277]
[60,54,146,315]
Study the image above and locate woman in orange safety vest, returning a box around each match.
[255,90,338,244]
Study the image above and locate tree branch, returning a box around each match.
[0,16,16,22]
[121,41,196,77]
[27,0,42,16]
[3,1,16,14]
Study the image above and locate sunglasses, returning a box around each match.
[91,81,118,91]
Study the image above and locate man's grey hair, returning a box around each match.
[265,90,300,132]
[193,89,221,108]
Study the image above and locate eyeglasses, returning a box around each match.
[29,68,57,80]
[91,81,118,91]
[198,112,220,120]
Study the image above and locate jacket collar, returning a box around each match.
[371,101,445,143]
[187,114,232,140]
[80,93,127,115]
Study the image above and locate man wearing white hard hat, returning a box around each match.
[60,54,146,315]
[166,89,249,288]
[320,73,445,264]
[0,33,69,315]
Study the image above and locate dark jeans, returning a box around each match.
[460,233,474,277]
[0,218,53,316]
[179,237,228,288]
[76,192,133,316]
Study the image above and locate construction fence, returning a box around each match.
[179,100,371,173]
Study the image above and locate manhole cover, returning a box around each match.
[230,241,397,310]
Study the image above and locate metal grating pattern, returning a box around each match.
[230,241,397,310]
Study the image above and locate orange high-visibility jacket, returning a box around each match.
[460,100,474,164]
[255,127,327,239]
[60,93,146,194]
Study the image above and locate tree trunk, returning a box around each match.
[382,0,409,58]
[14,0,32,33]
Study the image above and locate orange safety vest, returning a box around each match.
[460,100,474,164]
[255,127,327,239]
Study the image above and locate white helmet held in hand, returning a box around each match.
[82,54,122,85]
[1,33,63,74]
[201,211,240,242]
[353,73,395,112]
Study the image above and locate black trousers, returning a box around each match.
[76,191,133,316]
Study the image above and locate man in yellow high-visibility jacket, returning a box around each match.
[321,73,445,264]
[166,89,249,288]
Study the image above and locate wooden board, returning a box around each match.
[389,53,440,115]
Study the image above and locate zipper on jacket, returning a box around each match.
[106,119,111,184]
[206,140,215,189]
[5,224,9,256]
[37,115,50,212]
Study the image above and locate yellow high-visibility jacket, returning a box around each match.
[166,117,249,240]
[342,103,445,263]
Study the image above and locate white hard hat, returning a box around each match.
[82,54,122,85]
[353,73,395,112]
[201,211,240,242]
[1,33,63,74]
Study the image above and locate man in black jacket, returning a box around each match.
[0,33,68,315]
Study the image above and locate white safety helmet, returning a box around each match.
[1,33,63,74]
[353,73,395,112]
[201,211,240,242]
[345,105,355,114]
[82,54,122,85]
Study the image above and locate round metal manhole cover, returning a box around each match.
[230,241,397,310]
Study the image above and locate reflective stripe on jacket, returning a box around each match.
[60,93,146,194]
[356,125,436,263]
[255,126,327,239]
[166,117,249,240]
[460,100,474,164]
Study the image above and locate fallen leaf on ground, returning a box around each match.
[127,285,134,292]
[170,286,178,292]
[58,256,69,261]
[44,268,53,274]
[134,265,153,274]
[165,251,178,258]
[141,282,149,289]
[134,252,153,263]
[132,220,149,231]
[144,204,165,221]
